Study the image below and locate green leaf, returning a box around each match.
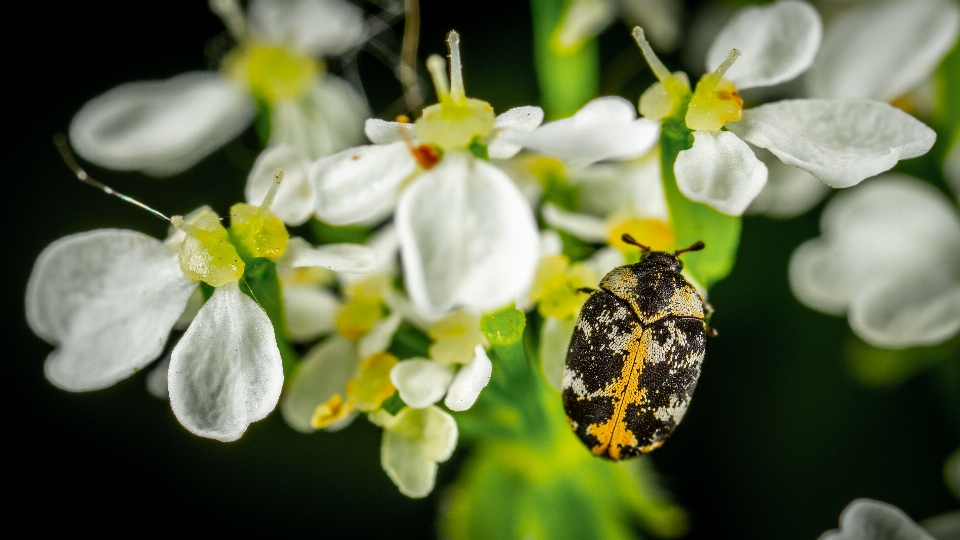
[845,333,960,387]
[309,218,373,245]
[659,116,741,289]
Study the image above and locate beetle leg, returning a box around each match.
[576,287,597,294]
[703,302,718,337]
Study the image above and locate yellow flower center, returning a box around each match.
[224,43,320,103]
[172,170,289,286]
[685,50,743,131]
[335,276,390,340]
[311,393,353,429]
[348,352,399,412]
[428,309,487,365]
[607,218,675,257]
[414,31,496,150]
[529,254,597,320]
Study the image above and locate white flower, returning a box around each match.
[502,96,661,169]
[789,174,960,349]
[69,0,367,177]
[369,405,458,498]
[633,0,936,216]
[819,499,935,540]
[750,0,959,218]
[310,31,542,316]
[26,181,377,441]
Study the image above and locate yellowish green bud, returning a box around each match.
[228,169,290,259]
[685,49,743,131]
[174,211,245,287]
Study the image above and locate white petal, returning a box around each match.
[380,406,458,498]
[541,203,608,243]
[280,336,359,433]
[540,317,575,392]
[276,237,378,273]
[746,147,830,218]
[849,277,960,349]
[358,312,403,359]
[69,72,254,176]
[707,0,822,90]
[146,356,171,400]
[283,283,340,343]
[26,230,197,391]
[806,0,960,102]
[390,359,454,409]
[246,145,314,226]
[169,282,283,442]
[674,130,768,215]
[339,224,401,287]
[270,75,368,160]
[444,345,492,411]
[728,99,936,188]
[248,0,365,56]
[365,119,416,145]
[819,499,933,540]
[311,141,415,225]
[507,97,661,167]
[789,175,960,315]
[396,153,540,314]
[569,156,668,220]
[489,106,546,159]
[587,247,625,280]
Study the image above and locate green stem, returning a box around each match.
[529,0,600,118]
[239,258,300,378]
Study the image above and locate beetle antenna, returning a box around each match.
[54,134,171,223]
[674,241,705,256]
[621,233,650,252]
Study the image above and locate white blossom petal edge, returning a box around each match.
[169,282,284,442]
[373,406,458,498]
[69,72,255,176]
[818,499,934,540]
[675,130,768,216]
[728,99,936,188]
[706,0,821,90]
[396,152,539,315]
[444,345,493,411]
[26,230,197,391]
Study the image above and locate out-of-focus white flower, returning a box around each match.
[945,137,960,202]
[751,0,959,218]
[281,227,405,432]
[69,0,367,177]
[633,1,936,216]
[310,31,542,316]
[789,174,960,349]
[26,181,376,441]
[555,0,683,53]
[819,499,935,540]
[369,405,458,498]
[389,309,492,412]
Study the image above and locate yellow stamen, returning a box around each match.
[686,48,744,131]
[311,394,355,429]
[632,27,691,120]
[426,55,450,101]
[348,353,399,412]
[229,169,289,260]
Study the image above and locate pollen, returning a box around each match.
[311,393,355,429]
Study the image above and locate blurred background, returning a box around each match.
[8,0,957,536]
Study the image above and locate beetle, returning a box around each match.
[562,234,714,460]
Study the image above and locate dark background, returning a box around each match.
[8,0,957,536]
